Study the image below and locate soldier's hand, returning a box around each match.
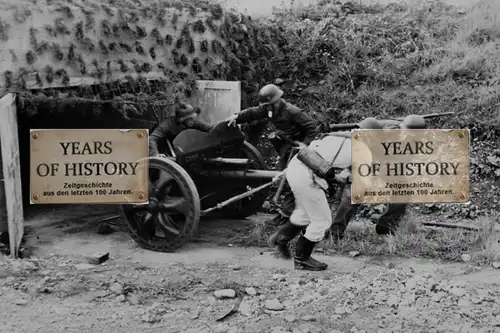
[226,115,238,127]
[272,172,285,183]
[294,141,307,149]
[335,168,351,184]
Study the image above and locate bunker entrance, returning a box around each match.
[0,80,178,255]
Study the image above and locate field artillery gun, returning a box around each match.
[120,122,283,252]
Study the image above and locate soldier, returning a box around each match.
[226,84,320,225]
[150,103,215,157]
[267,119,381,271]
[329,115,427,241]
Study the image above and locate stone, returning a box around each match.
[461,254,472,262]
[387,294,399,307]
[492,262,500,269]
[285,314,296,322]
[141,314,152,323]
[110,283,124,295]
[214,289,236,299]
[239,299,253,317]
[272,274,287,281]
[87,252,109,265]
[14,299,28,306]
[128,293,142,305]
[458,298,471,308]
[302,315,316,321]
[245,287,257,296]
[450,287,467,297]
[432,292,446,302]
[265,299,284,311]
[335,306,347,315]
[349,251,360,258]
[117,294,126,302]
[74,263,96,270]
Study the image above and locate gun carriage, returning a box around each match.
[121,121,282,252]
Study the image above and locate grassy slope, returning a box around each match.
[263,0,500,209]
[240,0,500,263]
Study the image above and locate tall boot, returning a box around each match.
[294,234,328,271]
[268,222,303,259]
[375,204,406,235]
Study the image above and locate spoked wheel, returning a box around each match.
[121,157,200,252]
[215,141,270,219]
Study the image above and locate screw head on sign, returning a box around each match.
[354,194,360,201]
[460,193,466,200]
[32,194,39,201]
[354,134,359,139]
[138,192,145,200]
[32,133,38,139]
[137,132,144,138]
[459,132,464,139]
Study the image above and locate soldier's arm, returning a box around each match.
[149,121,170,156]
[291,111,320,144]
[191,120,215,132]
[235,106,267,124]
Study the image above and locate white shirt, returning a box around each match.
[306,132,353,190]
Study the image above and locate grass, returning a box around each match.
[267,0,500,129]
[226,211,500,264]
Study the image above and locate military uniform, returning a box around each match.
[133,104,214,239]
[230,84,320,221]
[149,104,214,156]
[267,121,379,271]
[329,115,427,240]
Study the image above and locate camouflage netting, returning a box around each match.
[0,0,283,117]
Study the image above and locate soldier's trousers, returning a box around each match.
[286,157,332,242]
[330,185,407,237]
[273,140,296,217]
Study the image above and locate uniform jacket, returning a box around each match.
[235,101,319,145]
[149,117,214,156]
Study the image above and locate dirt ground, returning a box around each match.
[2,206,500,333]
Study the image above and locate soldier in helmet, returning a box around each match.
[149,103,215,157]
[266,118,382,271]
[329,115,428,241]
[226,84,320,225]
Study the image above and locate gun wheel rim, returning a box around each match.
[122,157,200,252]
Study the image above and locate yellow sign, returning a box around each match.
[30,129,149,204]
[351,129,469,204]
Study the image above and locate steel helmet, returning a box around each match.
[357,117,383,129]
[175,103,199,123]
[401,115,426,129]
[258,84,284,106]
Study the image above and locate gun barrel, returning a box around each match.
[394,112,455,121]
[329,123,358,131]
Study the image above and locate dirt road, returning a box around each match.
[2,206,500,333]
[2,243,500,333]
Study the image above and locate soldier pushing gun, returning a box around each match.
[226,84,320,225]
[267,118,383,271]
[328,114,428,241]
